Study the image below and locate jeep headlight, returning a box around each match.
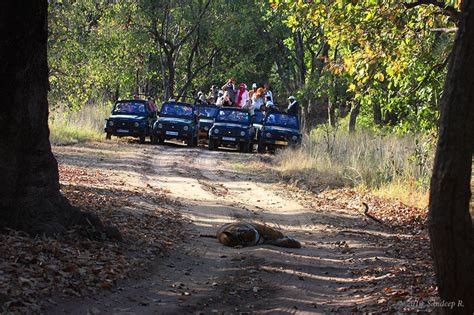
[134,122,139,127]
[204,126,209,131]
[240,131,246,136]
[266,132,272,138]
[158,123,163,129]
[292,135,298,141]
[108,121,114,126]
[214,128,219,134]
[183,126,189,131]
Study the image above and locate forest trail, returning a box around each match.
[48,141,432,314]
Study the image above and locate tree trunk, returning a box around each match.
[328,99,336,127]
[166,52,175,99]
[294,30,306,88]
[348,101,361,133]
[428,1,474,313]
[0,1,119,239]
[373,102,382,125]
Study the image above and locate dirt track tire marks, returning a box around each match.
[49,143,418,314]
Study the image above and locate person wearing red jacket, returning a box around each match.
[234,83,249,108]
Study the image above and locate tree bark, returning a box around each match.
[0,1,119,239]
[348,101,361,133]
[373,102,382,125]
[328,99,336,127]
[428,1,474,313]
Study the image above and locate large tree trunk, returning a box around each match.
[0,1,119,238]
[428,1,474,313]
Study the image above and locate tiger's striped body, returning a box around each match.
[216,222,301,248]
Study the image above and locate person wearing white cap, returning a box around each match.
[216,90,225,106]
[197,91,207,104]
[287,95,300,116]
[249,83,258,99]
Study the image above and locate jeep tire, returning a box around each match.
[257,138,265,153]
[239,142,251,153]
[186,135,196,147]
[208,139,217,151]
[139,134,146,144]
[151,135,158,145]
[105,132,112,140]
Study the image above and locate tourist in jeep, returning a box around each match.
[208,85,219,104]
[221,77,237,103]
[235,83,249,108]
[287,95,300,116]
[251,87,265,111]
[222,91,234,107]
[263,82,273,103]
[216,90,225,106]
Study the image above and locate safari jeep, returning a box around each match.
[257,110,302,153]
[196,104,220,138]
[104,100,157,143]
[151,101,198,147]
[208,107,255,153]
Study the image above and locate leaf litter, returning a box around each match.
[0,143,185,313]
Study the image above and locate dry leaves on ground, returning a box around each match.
[1,158,184,313]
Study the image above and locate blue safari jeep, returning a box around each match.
[152,101,199,147]
[196,104,220,138]
[104,100,157,143]
[208,107,255,153]
[257,111,302,153]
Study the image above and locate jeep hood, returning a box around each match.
[199,118,214,124]
[213,122,248,129]
[158,117,193,124]
[263,125,299,134]
[109,115,146,121]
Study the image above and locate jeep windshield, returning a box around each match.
[112,102,148,115]
[197,106,219,118]
[160,103,194,118]
[264,113,299,129]
[215,109,249,124]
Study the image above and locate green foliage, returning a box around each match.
[48,0,456,133]
[271,0,457,132]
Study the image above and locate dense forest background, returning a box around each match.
[48,0,458,133]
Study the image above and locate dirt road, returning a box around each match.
[49,142,434,314]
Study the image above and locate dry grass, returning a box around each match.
[273,125,434,208]
[49,103,110,145]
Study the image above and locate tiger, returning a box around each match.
[216,222,301,248]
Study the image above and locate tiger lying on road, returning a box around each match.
[216,222,301,248]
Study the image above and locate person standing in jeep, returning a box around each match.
[234,83,249,108]
[287,96,300,116]
[263,82,273,103]
[221,77,237,103]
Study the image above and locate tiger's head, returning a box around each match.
[217,225,258,247]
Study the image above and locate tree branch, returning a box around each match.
[178,47,221,98]
[430,27,458,32]
[176,0,211,49]
[409,53,451,94]
[404,0,460,23]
